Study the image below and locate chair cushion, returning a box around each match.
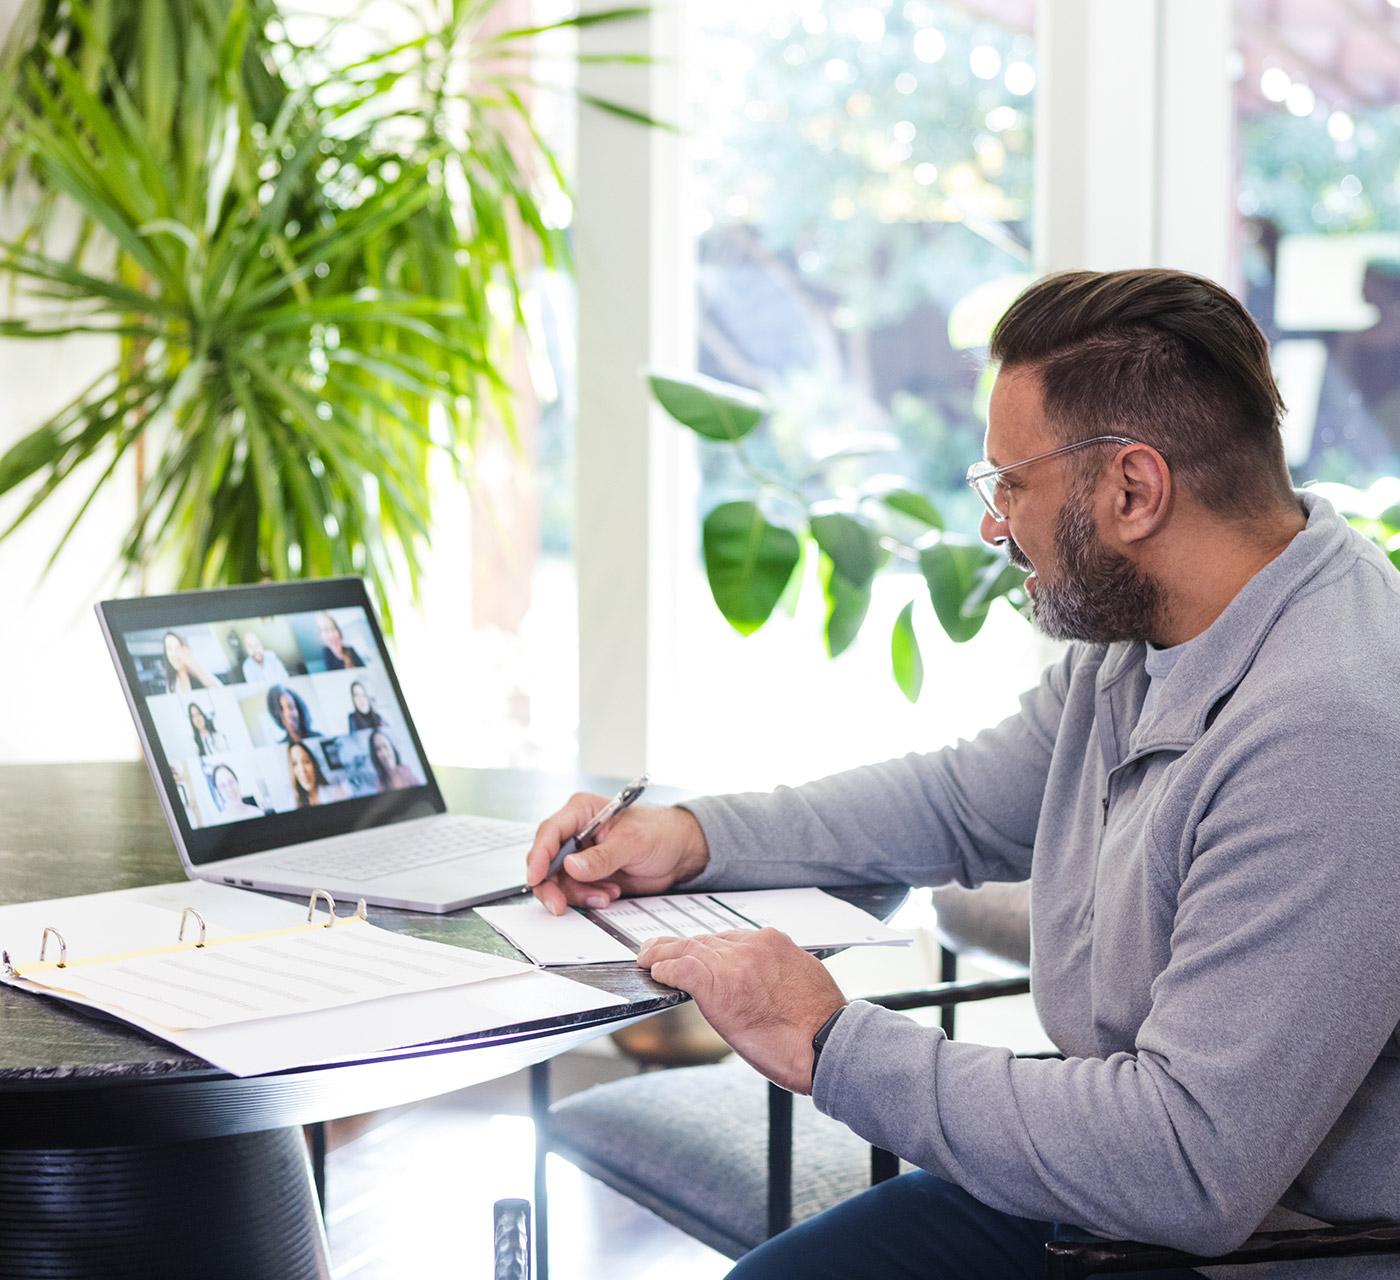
[929,881,1031,968]
[547,1059,907,1260]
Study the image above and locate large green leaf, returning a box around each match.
[919,539,999,643]
[891,601,924,702]
[649,372,767,442]
[821,552,871,658]
[810,511,881,589]
[702,501,801,636]
[880,489,944,530]
[962,557,1026,618]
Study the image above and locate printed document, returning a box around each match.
[0,882,627,1076]
[478,887,909,967]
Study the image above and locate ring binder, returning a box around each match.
[305,890,370,928]
[178,908,207,948]
[307,889,338,927]
[40,927,67,968]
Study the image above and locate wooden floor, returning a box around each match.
[323,1054,732,1280]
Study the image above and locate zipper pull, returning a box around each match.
[1101,796,1109,827]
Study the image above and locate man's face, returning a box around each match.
[983,369,1161,644]
[244,633,264,661]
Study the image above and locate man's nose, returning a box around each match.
[979,509,1009,547]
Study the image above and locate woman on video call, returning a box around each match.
[370,729,421,791]
[288,743,348,808]
[347,681,385,733]
[163,631,219,694]
[317,612,365,671]
[188,702,230,758]
[267,684,319,745]
[209,764,265,823]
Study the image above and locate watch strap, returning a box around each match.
[810,1003,847,1089]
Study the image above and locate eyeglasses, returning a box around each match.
[965,436,1142,522]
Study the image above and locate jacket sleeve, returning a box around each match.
[677,647,1078,893]
[810,704,1400,1253]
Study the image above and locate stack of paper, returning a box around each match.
[0,881,625,1076]
[478,887,909,967]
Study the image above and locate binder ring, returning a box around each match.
[307,889,338,927]
[40,927,67,968]
[178,908,208,948]
[355,898,368,921]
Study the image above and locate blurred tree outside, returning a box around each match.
[688,0,1035,540]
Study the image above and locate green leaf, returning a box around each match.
[810,511,882,589]
[962,557,1026,617]
[0,423,63,497]
[649,372,767,442]
[880,489,944,530]
[891,602,924,702]
[821,553,871,658]
[1377,503,1400,531]
[919,539,998,643]
[777,535,806,617]
[702,501,801,636]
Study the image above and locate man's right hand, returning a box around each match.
[524,794,710,916]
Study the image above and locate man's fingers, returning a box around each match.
[559,877,622,910]
[531,875,622,915]
[648,953,712,996]
[525,792,606,886]
[560,832,635,884]
[637,933,726,968]
[530,878,570,917]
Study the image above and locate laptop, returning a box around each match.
[97,578,533,914]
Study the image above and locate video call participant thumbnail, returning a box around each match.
[317,611,365,671]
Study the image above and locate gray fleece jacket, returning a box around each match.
[681,493,1400,1277]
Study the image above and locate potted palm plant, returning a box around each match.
[0,0,647,617]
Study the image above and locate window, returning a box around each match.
[1233,0,1400,489]
[650,0,1049,792]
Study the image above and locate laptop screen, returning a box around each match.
[98,579,445,867]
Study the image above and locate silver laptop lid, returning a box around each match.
[97,578,447,871]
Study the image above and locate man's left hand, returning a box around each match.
[637,928,846,1095]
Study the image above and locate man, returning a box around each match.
[526,270,1400,1279]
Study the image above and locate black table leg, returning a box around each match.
[0,1127,331,1279]
[307,1120,328,1216]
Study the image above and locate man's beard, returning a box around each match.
[1006,485,1163,644]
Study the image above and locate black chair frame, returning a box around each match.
[526,949,1030,1277]
[1045,1223,1400,1277]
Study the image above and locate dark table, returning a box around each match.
[0,763,904,1280]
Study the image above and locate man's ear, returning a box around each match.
[1111,443,1171,544]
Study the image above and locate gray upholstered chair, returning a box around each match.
[527,881,1034,1277]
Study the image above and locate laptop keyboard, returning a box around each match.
[262,816,534,882]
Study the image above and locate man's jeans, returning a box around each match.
[726,1171,1206,1280]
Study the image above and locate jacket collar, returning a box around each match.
[1095,491,1350,761]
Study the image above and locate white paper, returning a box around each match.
[709,888,910,949]
[592,895,756,944]
[166,969,629,1077]
[476,897,635,966]
[477,888,908,965]
[0,880,307,967]
[21,918,532,1031]
[1,881,629,1076]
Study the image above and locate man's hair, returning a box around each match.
[989,269,1293,516]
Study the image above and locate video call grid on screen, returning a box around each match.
[100,581,445,866]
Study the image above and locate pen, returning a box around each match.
[545,774,649,881]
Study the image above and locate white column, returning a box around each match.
[1155,0,1233,282]
[574,1,691,777]
[1035,0,1233,280]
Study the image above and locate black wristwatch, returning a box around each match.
[810,1004,847,1089]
